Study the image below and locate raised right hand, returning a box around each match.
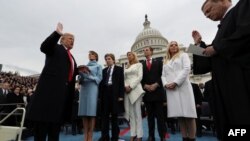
[192,30,202,45]
[56,22,63,35]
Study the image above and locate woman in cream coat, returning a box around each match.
[124,52,144,141]
[161,41,197,141]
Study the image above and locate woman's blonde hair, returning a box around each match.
[163,41,181,64]
[126,51,139,68]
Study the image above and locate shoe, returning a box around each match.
[99,136,110,141]
[72,131,76,136]
[147,137,155,141]
[137,137,142,141]
[196,132,202,137]
[183,137,188,141]
[111,137,119,141]
[130,136,137,141]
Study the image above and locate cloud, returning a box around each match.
[0,0,238,75]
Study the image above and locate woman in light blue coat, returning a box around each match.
[78,50,102,141]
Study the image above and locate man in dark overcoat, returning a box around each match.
[27,23,78,141]
[192,0,250,140]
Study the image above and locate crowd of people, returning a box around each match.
[0,72,37,94]
[0,71,37,108]
[0,72,37,128]
[1,0,250,141]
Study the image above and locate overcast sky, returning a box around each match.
[0,0,238,75]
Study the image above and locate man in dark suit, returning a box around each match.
[99,53,125,141]
[192,0,250,140]
[0,82,9,112]
[141,46,166,141]
[27,23,78,141]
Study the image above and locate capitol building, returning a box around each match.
[118,15,211,84]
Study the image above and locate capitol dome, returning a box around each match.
[131,15,168,54]
[135,27,162,42]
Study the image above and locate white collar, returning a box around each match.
[62,45,70,51]
[223,5,233,19]
[108,64,114,69]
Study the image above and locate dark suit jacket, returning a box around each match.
[27,31,77,123]
[141,59,165,102]
[192,41,211,74]
[0,88,7,111]
[99,65,125,114]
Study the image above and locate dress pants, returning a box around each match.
[145,101,166,139]
[128,95,143,138]
[33,121,61,141]
[101,85,119,141]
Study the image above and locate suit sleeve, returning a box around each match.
[214,0,250,68]
[40,31,61,55]
[141,62,146,87]
[157,60,163,87]
[193,41,212,74]
[98,69,105,100]
[119,67,125,98]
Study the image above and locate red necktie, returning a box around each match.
[147,59,151,70]
[67,49,73,82]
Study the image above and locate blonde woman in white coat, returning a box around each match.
[161,41,197,141]
[124,52,144,141]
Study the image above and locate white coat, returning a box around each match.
[124,63,145,120]
[124,63,144,104]
[161,53,197,118]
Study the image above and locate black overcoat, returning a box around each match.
[27,31,77,123]
[193,0,250,139]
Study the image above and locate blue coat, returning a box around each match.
[78,61,102,116]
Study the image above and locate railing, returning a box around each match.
[0,103,26,141]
